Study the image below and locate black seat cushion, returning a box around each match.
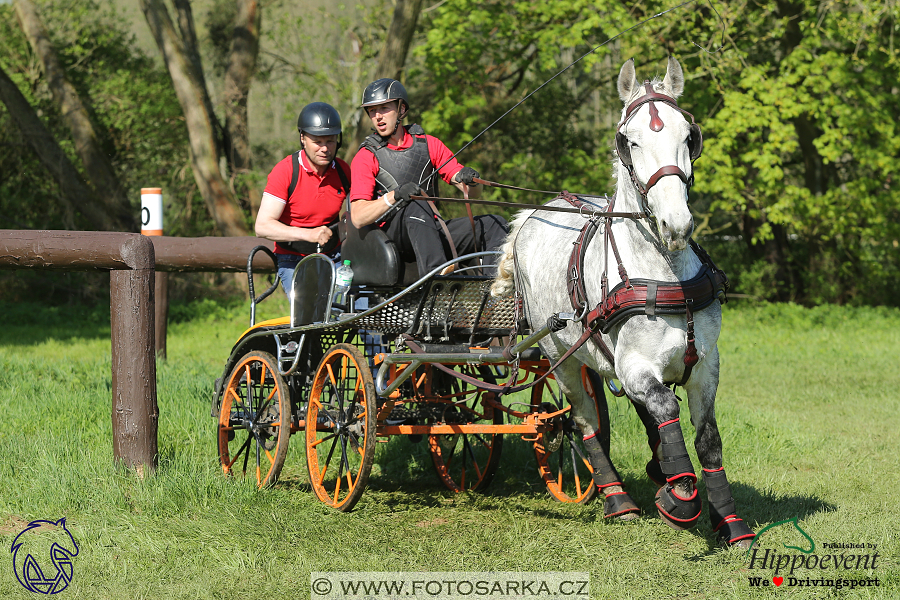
[341,214,409,287]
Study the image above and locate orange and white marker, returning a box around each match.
[140,187,163,236]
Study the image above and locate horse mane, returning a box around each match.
[490,210,533,297]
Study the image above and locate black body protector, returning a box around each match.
[360,123,440,203]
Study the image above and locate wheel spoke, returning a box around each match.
[318,433,340,486]
[463,436,483,480]
[225,433,253,471]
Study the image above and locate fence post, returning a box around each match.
[141,187,168,360]
[110,234,158,476]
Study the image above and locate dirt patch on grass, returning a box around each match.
[415,518,449,528]
[0,515,30,536]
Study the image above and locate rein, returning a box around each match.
[411,193,648,219]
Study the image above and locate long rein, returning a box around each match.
[401,182,649,397]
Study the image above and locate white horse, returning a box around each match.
[492,57,754,547]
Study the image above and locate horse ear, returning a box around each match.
[618,58,638,103]
[663,56,684,99]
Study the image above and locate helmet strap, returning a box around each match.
[390,101,408,138]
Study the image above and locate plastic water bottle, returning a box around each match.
[331,259,354,314]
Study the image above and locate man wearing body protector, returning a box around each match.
[256,102,351,293]
[349,78,508,277]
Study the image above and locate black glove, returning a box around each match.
[393,182,422,209]
[455,166,480,186]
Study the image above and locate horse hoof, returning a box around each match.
[604,491,640,520]
[731,537,754,550]
[717,518,755,548]
[655,483,701,530]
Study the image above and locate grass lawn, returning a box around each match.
[0,298,897,599]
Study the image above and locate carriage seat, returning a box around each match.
[340,213,419,287]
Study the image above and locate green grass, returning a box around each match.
[0,299,897,599]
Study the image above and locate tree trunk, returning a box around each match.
[14,0,134,231]
[223,0,262,216]
[140,0,249,237]
[346,0,425,161]
[0,64,119,231]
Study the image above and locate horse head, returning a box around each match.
[10,518,79,594]
[616,56,700,252]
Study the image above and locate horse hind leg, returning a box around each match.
[629,399,665,486]
[557,364,639,520]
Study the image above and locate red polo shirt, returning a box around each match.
[349,127,463,201]
[263,150,350,255]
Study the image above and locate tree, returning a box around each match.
[346,0,425,159]
[0,64,118,231]
[222,0,262,215]
[140,0,250,236]
[12,0,135,231]
[417,0,900,305]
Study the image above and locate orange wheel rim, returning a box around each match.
[217,352,289,488]
[531,370,598,504]
[306,345,374,511]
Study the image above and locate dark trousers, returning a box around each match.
[382,200,509,277]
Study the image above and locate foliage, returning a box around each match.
[0,0,213,237]
[684,0,900,304]
[415,0,637,215]
[416,0,900,305]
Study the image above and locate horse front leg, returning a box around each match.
[685,348,755,547]
[622,364,702,530]
[550,359,639,520]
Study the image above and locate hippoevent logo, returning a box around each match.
[10,518,79,594]
[745,517,880,591]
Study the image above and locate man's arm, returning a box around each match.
[349,148,400,227]
[254,194,332,245]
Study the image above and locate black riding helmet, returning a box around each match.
[361,78,409,113]
[297,101,342,153]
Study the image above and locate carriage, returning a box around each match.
[209,56,757,547]
[210,219,610,512]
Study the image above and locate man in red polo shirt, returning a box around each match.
[255,102,351,292]
[349,78,508,277]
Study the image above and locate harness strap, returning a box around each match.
[559,189,728,386]
[425,199,459,261]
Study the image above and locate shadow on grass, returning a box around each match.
[0,301,112,346]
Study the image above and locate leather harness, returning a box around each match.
[561,191,728,387]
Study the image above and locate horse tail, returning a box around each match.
[490,210,532,297]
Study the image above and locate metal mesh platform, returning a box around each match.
[352,276,516,337]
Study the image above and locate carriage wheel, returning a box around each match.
[428,366,503,493]
[530,367,607,504]
[306,343,376,511]
[218,351,291,487]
